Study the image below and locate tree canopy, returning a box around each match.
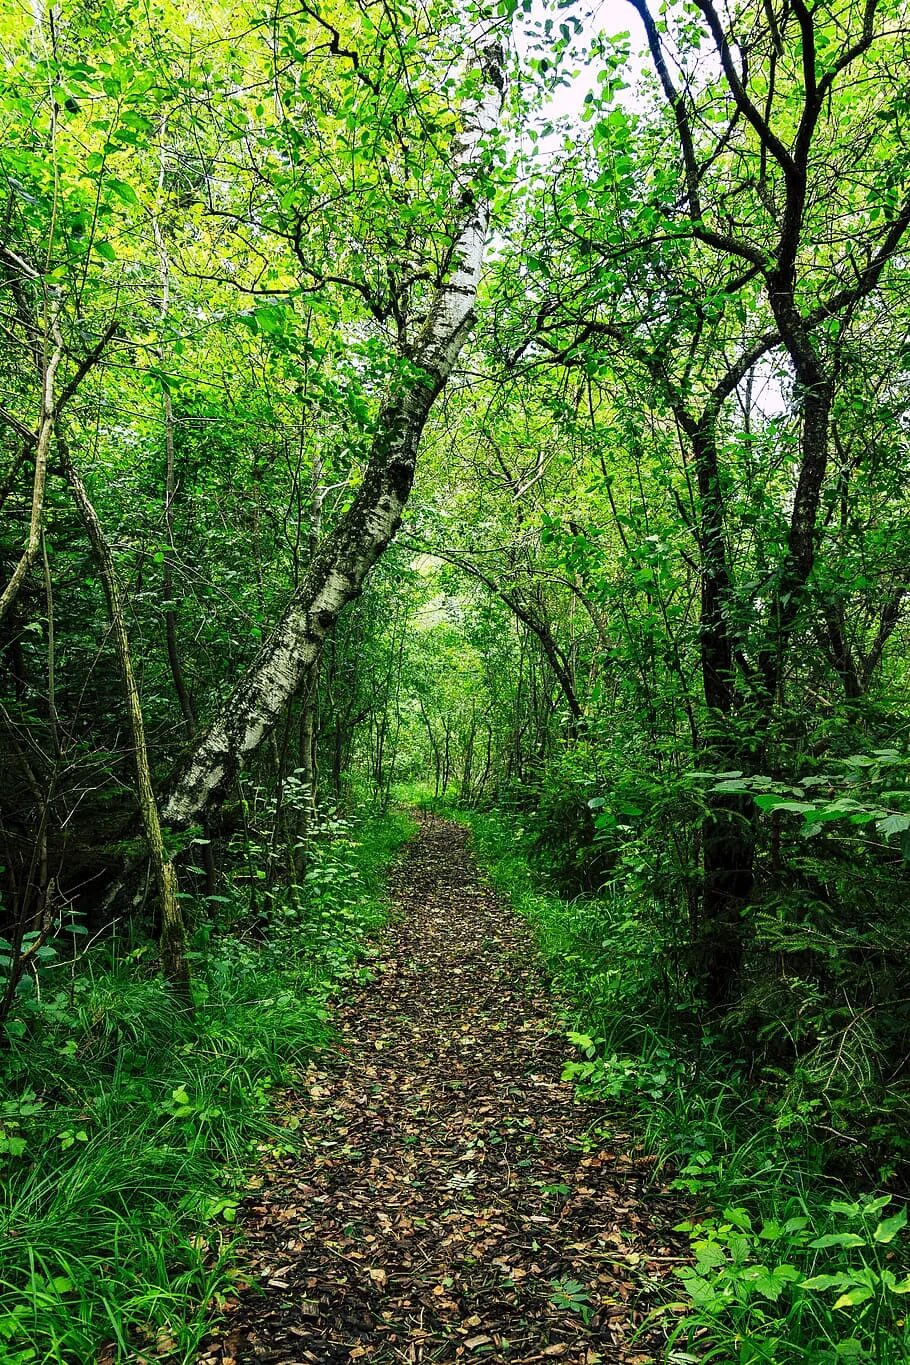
[3,0,910,1359]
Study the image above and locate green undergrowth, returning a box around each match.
[437,800,910,1365]
[0,806,414,1365]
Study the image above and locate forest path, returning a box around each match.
[202,813,683,1365]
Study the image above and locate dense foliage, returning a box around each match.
[2,0,910,1358]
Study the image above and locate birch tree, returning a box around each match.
[159,26,508,831]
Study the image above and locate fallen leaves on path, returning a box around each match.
[199,814,687,1364]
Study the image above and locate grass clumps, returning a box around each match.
[457,806,910,1365]
[0,806,414,1365]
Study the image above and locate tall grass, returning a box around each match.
[0,807,414,1364]
[454,805,910,1365]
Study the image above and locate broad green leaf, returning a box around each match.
[873,1207,907,1243]
[106,177,139,205]
[834,1287,875,1309]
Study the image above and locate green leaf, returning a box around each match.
[876,813,910,837]
[107,177,139,205]
[809,1233,867,1249]
[253,303,289,334]
[751,1263,801,1301]
[723,1207,753,1232]
[800,1274,852,1291]
[833,1287,874,1309]
[873,1206,907,1243]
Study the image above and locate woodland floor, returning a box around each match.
[200,813,688,1365]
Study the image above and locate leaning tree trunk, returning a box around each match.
[160,45,506,836]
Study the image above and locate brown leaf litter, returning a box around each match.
[197,813,689,1364]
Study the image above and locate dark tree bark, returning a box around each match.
[629,0,910,1007]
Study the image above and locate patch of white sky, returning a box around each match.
[515,0,648,132]
[554,1,644,110]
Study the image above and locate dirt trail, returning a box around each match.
[203,814,684,1364]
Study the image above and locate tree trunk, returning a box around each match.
[0,306,62,624]
[160,46,505,836]
[60,436,192,1007]
[293,448,326,876]
[694,371,833,1008]
[697,791,756,1007]
[687,416,758,1005]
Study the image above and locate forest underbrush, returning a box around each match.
[417,793,910,1365]
[0,807,414,1365]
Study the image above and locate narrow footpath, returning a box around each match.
[202,814,685,1364]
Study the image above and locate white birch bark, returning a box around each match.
[0,301,63,624]
[162,43,506,830]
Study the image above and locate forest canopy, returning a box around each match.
[2,0,910,1360]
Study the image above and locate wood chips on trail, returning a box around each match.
[200,813,688,1364]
